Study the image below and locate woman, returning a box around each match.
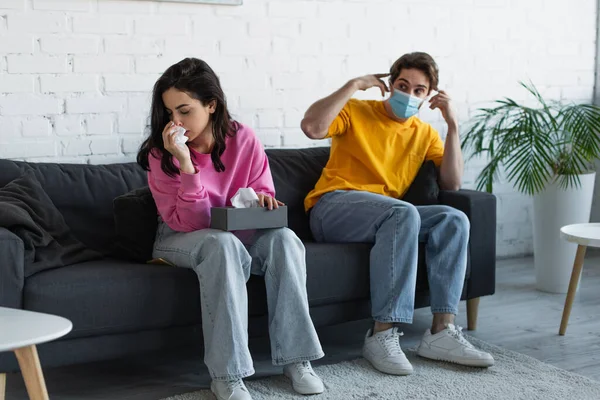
[137,58,324,400]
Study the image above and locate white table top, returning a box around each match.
[561,223,600,248]
[0,307,72,352]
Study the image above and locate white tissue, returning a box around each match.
[173,126,188,146]
[231,188,259,208]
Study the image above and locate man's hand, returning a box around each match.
[351,74,390,97]
[429,90,458,129]
[257,194,285,211]
[301,74,389,140]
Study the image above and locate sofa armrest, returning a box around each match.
[439,189,496,299]
[0,227,25,308]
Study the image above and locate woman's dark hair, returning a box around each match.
[137,57,238,176]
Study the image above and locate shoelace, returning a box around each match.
[226,379,248,393]
[448,325,474,349]
[380,329,404,355]
[296,361,317,377]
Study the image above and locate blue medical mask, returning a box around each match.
[389,89,425,119]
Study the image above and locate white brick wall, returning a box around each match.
[0,0,597,258]
[8,13,67,33]
[74,55,131,73]
[7,55,68,73]
[72,15,128,34]
[41,74,98,93]
[22,116,51,137]
[0,74,34,92]
[0,35,34,53]
[40,36,101,54]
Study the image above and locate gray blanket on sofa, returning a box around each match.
[0,170,101,277]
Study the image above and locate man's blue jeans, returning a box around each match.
[309,190,469,323]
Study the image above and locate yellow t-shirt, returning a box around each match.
[304,99,445,212]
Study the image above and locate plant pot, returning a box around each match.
[533,172,596,293]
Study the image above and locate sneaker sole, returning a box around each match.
[362,350,414,376]
[417,347,495,367]
[283,370,325,395]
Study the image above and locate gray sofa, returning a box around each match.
[0,147,496,371]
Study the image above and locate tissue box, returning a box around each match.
[210,206,288,231]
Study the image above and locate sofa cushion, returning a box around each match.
[0,159,148,255]
[23,242,373,338]
[24,259,201,339]
[249,242,374,317]
[22,239,467,339]
[266,147,330,240]
[402,160,440,205]
[113,187,158,262]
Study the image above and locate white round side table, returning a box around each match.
[0,307,72,400]
[558,223,600,335]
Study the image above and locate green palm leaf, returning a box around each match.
[462,82,600,195]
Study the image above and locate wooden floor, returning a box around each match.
[456,254,600,381]
[4,255,600,399]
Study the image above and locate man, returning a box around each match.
[301,52,494,375]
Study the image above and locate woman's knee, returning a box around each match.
[260,227,303,248]
[195,230,251,269]
[255,228,306,273]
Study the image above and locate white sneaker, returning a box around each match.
[417,324,495,367]
[362,327,413,375]
[283,361,325,395]
[210,379,253,400]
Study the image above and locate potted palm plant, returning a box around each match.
[462,82,600,293]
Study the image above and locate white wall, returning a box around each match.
[0,0,597,257]
[592,160,600,226]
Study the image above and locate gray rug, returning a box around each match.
[161,337,600,400]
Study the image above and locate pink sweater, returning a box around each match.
[148,123,276,232]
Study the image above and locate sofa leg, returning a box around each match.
[0,373,5,400]
[467,297,480,331]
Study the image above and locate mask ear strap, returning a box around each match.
[419,90,438,108]
[425,89,438,102]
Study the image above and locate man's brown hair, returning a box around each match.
[389,52,439,92]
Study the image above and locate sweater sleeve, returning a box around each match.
[148,153,212,232]
[246,132,276,198]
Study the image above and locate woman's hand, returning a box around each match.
[162,122,194,174]
[257,194,285,210]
